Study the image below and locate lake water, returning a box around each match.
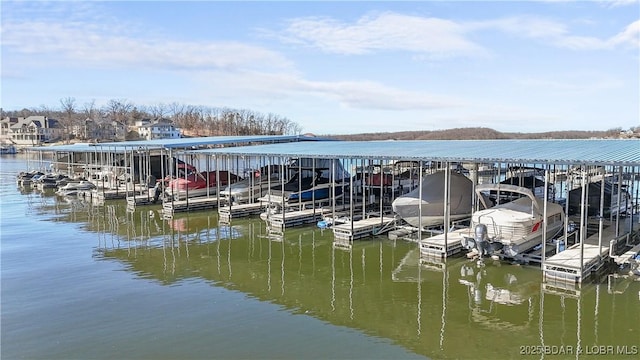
[1,155,638,359]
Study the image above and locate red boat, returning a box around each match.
[165,171,241,200]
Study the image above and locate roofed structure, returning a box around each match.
[184,139,640,166]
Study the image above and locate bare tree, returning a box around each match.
[82,100,97,119]
[148,103,168,119]
[168,102,185,121]
[103,98,133,124]
[80,100,98,140]
[7,99,308,139]
[59,97,77,143]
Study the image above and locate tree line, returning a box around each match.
[329,126,638,141]
[1,97,303,139]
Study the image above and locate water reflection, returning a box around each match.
[458,263,539,332]
[16,186,640,359]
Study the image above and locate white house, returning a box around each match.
[137,119,182,140]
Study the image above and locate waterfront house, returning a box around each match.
[136,118,182,140]
[0,116,62,146]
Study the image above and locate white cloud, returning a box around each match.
[610,20,640,48]
[472,15,638,50]
[516,75,624,94]
[541,0,639,8]
[300,78,458,110]
[278,12,486,57]
[195,70,462,111]
[279,12,639,55]
[600,0,640,8]
[1,6,291,72]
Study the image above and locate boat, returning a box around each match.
[361,160,423,196]
[391,171,473,228]
[55,180,96,196]
[165,170,241,200]
[316,215,351,229]
[495,166,555,201]
[263,158,350,204]
[219,165,285,204]
[0,144,17,154]
[566,165,607,188]
[31,173,70,190]
[16,170,45,186]
[567,180,633,217]
[461,184,565,259]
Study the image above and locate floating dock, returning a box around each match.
[126,189,162,208]
[612,243,640,266]
[333,216,395,242]
[218,202,265,222]
[267,208,326,231]
[542,243,610,284]
[257,194,333,208]
[162,197,222,217]
[418,228,468,259]
[543,218,640,284]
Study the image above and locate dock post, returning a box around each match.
[443,162,450,258]
[579,170,587,282]
[542,165,549,269]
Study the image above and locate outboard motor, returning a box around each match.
[474,224,490,257]
[462,224,490,256]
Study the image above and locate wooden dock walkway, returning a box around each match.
[267,208,326,231]
[542,243,610,284]
[218,202,265,222]
[543,217,639,284]
[257,194,332,207]
[419,228,468,259]
[333,216,395,242]
[162,197,222,217]
[126,189,161,209]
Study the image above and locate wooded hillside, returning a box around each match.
[325,127,630,140]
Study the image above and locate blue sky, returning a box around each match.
[1,1,638,135]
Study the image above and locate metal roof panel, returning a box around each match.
[184,139,640,166]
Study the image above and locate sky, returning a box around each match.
[1,1,639,135]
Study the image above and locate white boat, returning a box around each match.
[32,173,70,190]
[461,184,565,259]
[56,180,96,196]
[391,171,473,228]
[219,166,284,204]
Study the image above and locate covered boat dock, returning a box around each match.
[20,137,640,286]
[24,134,329,206]
[180,139,640,285]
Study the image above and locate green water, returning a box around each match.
[1,156,638,360]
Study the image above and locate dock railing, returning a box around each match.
[609,230,640,265]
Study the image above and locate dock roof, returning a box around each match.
[185,139,640,166]
[29,134,329,153]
